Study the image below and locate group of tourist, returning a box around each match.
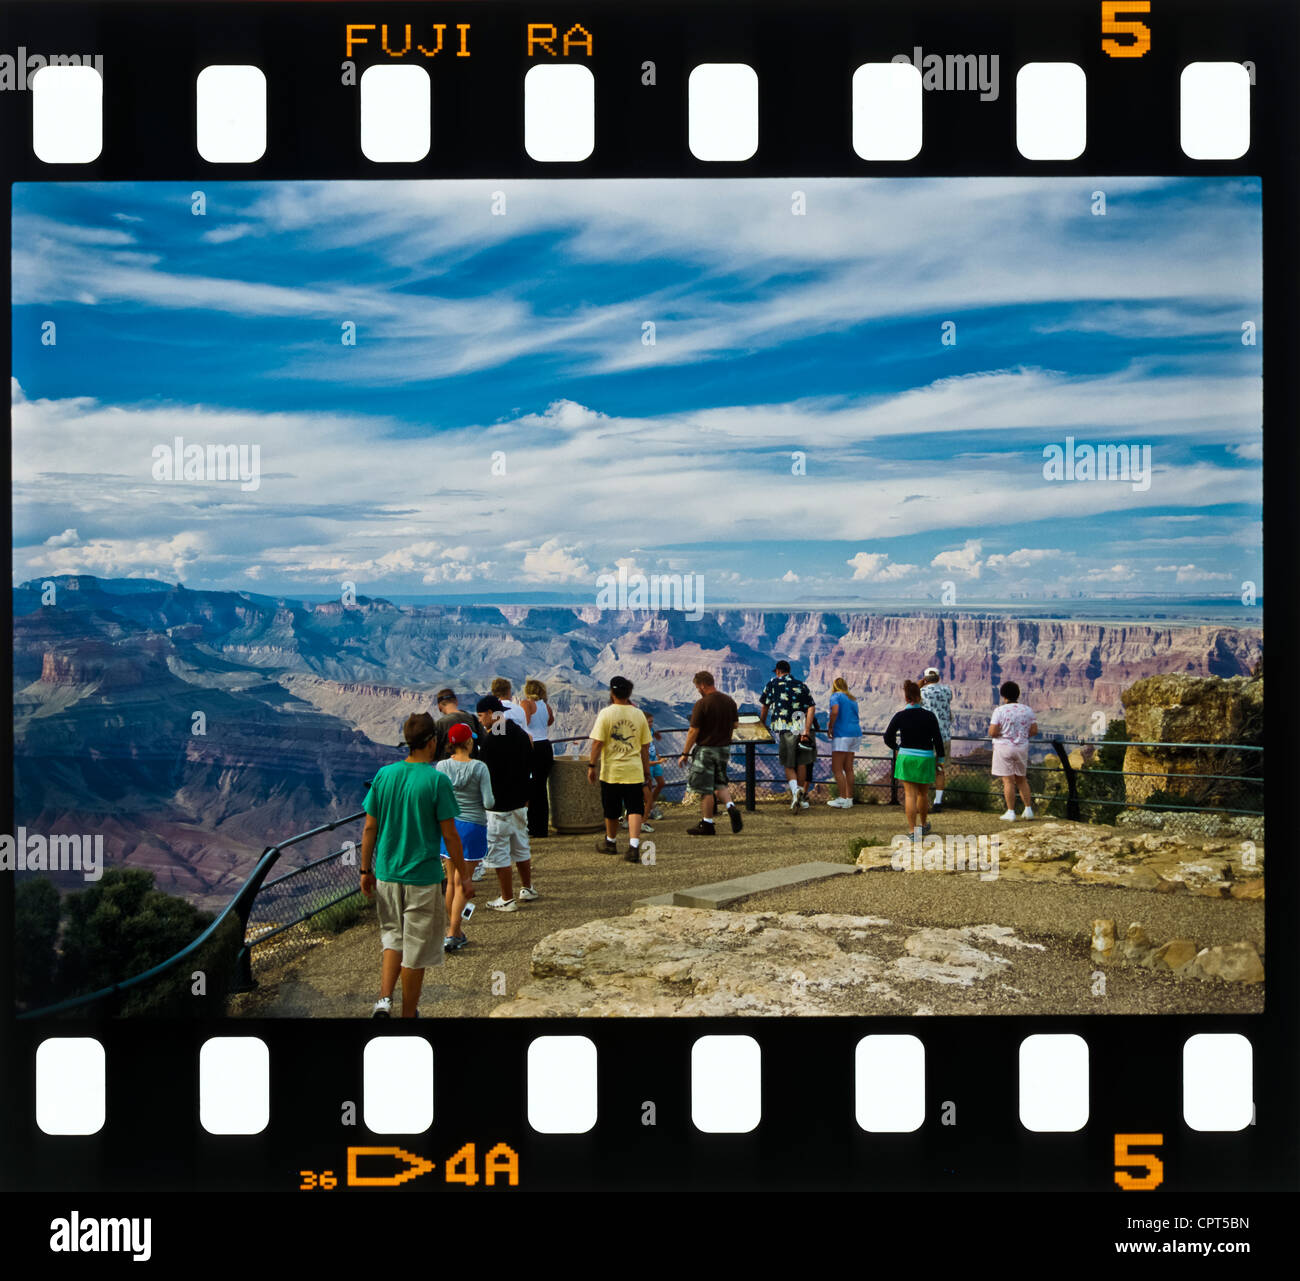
[356,661,1039,1016]
[755,661,1037,831]
[359,677,549,1017]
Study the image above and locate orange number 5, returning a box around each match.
[1114,1133,1164,1190]
[1102,1,1152,58]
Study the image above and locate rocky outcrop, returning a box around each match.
[1089,919,1263,983]
[1120,673,1263,806]
[869,821,1265,898]
[491,905,1049,1016]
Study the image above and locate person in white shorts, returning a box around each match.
[990,680,1037,821]
[475,695,538,911]
[826,676,862,808]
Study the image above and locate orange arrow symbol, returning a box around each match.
[347,1145,437,1187]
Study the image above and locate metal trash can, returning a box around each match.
[548,753,606,833]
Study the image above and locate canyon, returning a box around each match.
[11,575,1262,909]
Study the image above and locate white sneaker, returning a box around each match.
[371,996,392,1018]
[999,809,1018,821]
[487,896,517,912]
[471,861,487,881]
[840,798,853,808]
[789,789,801,811]
[518,886,540,901]
[1022,807,1035,820]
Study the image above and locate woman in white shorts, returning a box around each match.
[826,677,862,808]
[990,680,1038,821]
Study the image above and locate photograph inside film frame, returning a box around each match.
[9,176,1263,1020]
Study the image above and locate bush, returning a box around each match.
[14,878,61,1007]
[311,892,369,935]
[58,868,215,1006]
[941,771,1001,813]
[846,836,888,863]
[1046,719,1129,824]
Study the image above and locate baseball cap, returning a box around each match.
[609,675,634,698]
[447,722,473,745]
[924,667,940,678]
[476,695,505,713]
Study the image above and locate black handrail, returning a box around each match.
[18,809,366,1019]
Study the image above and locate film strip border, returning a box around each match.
[27,1027,1253,1139]
[19,55,1256,168]
[0,0,1290,178]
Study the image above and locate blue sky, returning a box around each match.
[11,178,1262,601]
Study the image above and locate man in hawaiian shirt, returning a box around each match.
[759,660,817,811]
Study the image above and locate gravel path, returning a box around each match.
[228,796,1263,1018]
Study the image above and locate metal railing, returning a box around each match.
[550,725,1263,836]
[19,725,1262,1017]
[18,810,368,1019]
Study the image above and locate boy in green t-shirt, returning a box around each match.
[360,713,464,1017]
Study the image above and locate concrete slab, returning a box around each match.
[635,861,860,910]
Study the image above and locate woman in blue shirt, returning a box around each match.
[827,677,862,809]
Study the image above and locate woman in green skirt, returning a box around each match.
[883,679,947,836]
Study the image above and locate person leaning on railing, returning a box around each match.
[989,680,1037,822]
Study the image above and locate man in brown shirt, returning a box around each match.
[678,670,742,836]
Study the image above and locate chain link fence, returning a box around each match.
[242,816,371,979]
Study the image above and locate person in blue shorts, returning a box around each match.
[645,710,667,820]
[434,721,494,951]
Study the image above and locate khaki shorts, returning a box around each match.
[375,879,446,970]
[778,730,816,768]
[485,807,532,868]
[687,744,730,793]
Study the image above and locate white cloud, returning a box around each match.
[847,552,919,582]
[781,570,799,583]
[930,540,984,578]
[43,528,80,548]
[24,532,203,581]
[985,547,1061,571]
[1154,562,1234,585]
[522,539,591,583]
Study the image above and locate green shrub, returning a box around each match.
[941,771,1001,813]
[58,868,215,1009]
[311,892,369,935]
[14,878,61,1007]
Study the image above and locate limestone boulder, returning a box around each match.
[1120,673,1263,807]
[1194,941,1265,984]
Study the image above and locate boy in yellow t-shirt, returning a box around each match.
[587,675,652,863]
